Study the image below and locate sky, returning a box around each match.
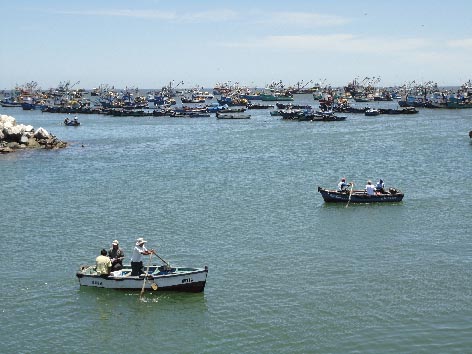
[1,0,472,90]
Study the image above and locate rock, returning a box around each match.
[22,125,34,133]
[34,127,50,140]
[7,142,20,149]
[3,125,24,142]
[27,137,41,148]
[0,115,16,128]
[0,146,13,154]
[0,116,67,153]
[20,135,29,145]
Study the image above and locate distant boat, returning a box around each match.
[353,95,372,102]
[378,107,418,115]
[317,186,404,203]
[217,96,248,106]
[180,95,205,104]
[216,112,251,119]
[446,99,472,109]
[260,93,294,102]
[64,117,80,126]
[0,96,22,107]
[240,93,262,100]
[246,103,274,109]
[365,108,380,116]
[302,110,347,121]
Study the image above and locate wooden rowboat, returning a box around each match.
[76,264,208,292]
[317,186,404,203]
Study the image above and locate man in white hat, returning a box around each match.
[108,240,125,271]
[130,237,155,276]
[365,180,375,196]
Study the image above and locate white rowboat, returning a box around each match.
[76,264,208,292]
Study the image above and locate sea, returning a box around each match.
[1,95,471,353]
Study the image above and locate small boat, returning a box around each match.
[309,111,347,121]
[259,93,294,102]
[219,107,246,113]
[64,117,80,126]
[353,94,373,102]
[246,103,274,109]
[216,112,251,119]
[76,264,208,292]
[1,96,22,107]
[317,186,404,203]
[276,103,312,109]
[365,108,380,116]
[378,107,418,115]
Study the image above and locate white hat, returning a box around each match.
[112,240,119,245]
[136,237,147,245]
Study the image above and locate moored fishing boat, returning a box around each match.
[246,103,274,109]
[317,186,404,203]
[260,93,294,101]
[1,96,22,107]
[365,108,380,116]
[76,264,208,292]
[216,112,251,119]
[310,111,347,121]
[378,107,418,115]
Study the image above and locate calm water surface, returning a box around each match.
[1,96,471,353]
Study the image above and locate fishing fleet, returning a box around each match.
[1,79,471,120]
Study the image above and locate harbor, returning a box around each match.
[2,1,472,352]
[2,79,472,119]
[1,88,471,353]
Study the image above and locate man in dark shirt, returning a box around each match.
[108,240,125,271]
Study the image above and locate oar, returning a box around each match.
[346,182,354,208]
[152,250,170,267]
[140,253,153,298]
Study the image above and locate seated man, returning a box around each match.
[337,178,351,192]
[375,179,385,193]
[365,180,376,196]
[96,249,112,276]
[108,240,124,271]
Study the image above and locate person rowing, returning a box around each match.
[337,177,352,192]
[130,237,156,276]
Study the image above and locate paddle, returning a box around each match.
[139,253,153,298]
[152,250,170,267]
[346,182,354,208]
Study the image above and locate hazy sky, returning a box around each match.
[1,0,471,89]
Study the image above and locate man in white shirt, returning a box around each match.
[130,237,155,276]
[365,180,376,196]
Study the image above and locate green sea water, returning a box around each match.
[1,96,471,353]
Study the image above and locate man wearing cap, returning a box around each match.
[108,240,125,272]
[130,237,155,276]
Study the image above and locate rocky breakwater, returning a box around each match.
[0,114,67,153]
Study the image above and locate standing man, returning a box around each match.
[130,237,155,276]
[108,240,125,272]
[96,249,112,276]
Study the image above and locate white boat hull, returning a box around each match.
[76,265,208,292]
